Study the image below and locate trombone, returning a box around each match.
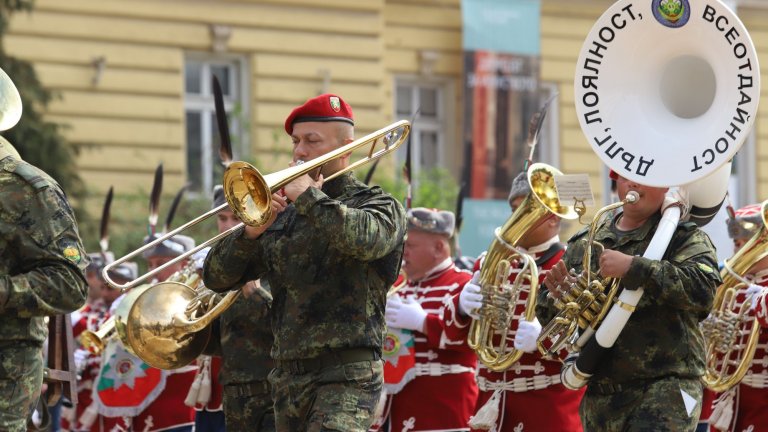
[99,120,410,369]
[102,119,410,290]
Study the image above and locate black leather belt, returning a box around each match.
[225,380,271,397]
[275,348,379,374]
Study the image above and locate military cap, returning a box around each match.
[284,94,354,135]
[141,234,195,259]
[727,203,764,240]
[508,171,531,206]
[406,207,455,237]
[105,261,138,284]
[212,185,226,209]
[609,169,619,181]
[86,251,114,273]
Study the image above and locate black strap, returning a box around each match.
[535,242,565,267]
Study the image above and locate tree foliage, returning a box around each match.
[371,166,460,213]
[0,0,84,204]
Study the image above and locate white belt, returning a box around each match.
[477,373,561,393]
[742,373,768,389]
[413,363,475,377]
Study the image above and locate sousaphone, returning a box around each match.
[540,0,760,389]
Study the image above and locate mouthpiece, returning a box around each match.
[625,191,640,203]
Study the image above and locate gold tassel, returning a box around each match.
[469,389,502,430]
[79,401,99,429]
[710,389,735,432]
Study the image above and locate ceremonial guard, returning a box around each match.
[93,172,196,432]
[448,172,584,432]
[380,207,477,432]
[703,203,768,432]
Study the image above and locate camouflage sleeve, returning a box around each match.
[1,182,88,316]
[622,228,721,315]
[203,226,267,292]
[293,186,406,261]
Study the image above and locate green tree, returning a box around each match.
[371,166,460,212]
[0,0,84,202]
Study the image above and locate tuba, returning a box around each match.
[468,163,578,372]
[538,0,760,389]
[102,121,410,369]
[701,200,768,392]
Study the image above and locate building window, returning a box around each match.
[395,81,448,184]
[184,57,246,194]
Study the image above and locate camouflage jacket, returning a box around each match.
[536,211,721,385]
[218,280,274,385]
[204,172,406,360]
[0,156,88,344]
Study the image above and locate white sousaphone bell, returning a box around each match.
[558,0,760,389]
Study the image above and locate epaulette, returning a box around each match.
[11,161,51,191]
[568,225,590,242]
[678,220,698,232]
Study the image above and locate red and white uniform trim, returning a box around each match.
[444,236,584,432]
[386,258,478,432]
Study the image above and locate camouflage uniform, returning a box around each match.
[218,281,275,431]
[537,211,721,432]
[204,172,406,432]
[0,155,89,431]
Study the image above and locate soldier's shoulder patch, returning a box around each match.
[697,262,715,273]
[62,241,82,264]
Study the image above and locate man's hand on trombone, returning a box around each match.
[243,193,288,240]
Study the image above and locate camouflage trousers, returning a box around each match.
[223,379,275,432]
[0,344,43,432]
[268,359,383,432]
[581,376,703,432]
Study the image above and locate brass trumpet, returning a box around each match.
[537,191,638,357]
[101,120,410,369]
[701,200,768,392]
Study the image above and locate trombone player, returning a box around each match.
[538,170,721,431]
[203,94,407,431]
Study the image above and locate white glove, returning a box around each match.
[385,295,427,332]
[459,271,483,319]
[514,317,542,353]
[745,284,766,310]
[73,348,89,373]
[191,247,211,271]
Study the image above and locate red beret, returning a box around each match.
[284,94,354,135]
[609,169,618,181]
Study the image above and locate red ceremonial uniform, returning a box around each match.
[192,355,224,412]
[444,237,584,432]
[62,300,108,432]
[96,366,197,432]
[386,258,477,432]
[85,301,197,432]
[706,269,768,432]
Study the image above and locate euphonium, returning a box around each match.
[701,200,768,392]
[537,191,638,358]
[467,163,578,372]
